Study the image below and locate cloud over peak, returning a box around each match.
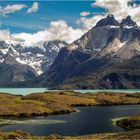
[0,0,140,49]
[78,0,140,30]
[94,0,140,21]
[10,20,84,47]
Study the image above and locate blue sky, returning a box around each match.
[0,0,139,34]
[0,0,140,46]
[0,1,106,33]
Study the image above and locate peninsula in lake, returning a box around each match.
[0,91,140,139]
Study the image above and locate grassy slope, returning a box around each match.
[0,91,97,117]
[0,91,140,117]
[0,92,140,139]
[0,130,140,140]
[0,93,51,117]
[113,93,140,130]
[116,114,140,130]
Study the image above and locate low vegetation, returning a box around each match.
[0,130,140,140]
[0,91,140,139]
[116,114,140,130]
[0,91,140,117]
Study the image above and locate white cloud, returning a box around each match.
[11,20,84,46]
[80,11,90,17]
[93,0,140,23]
[47,20,84,43]
[77,15,104,30]
[0,30,11,41]
[78,0,140,30]
[1,0,140,47]
[0,4,27,16]
[27,2,38,13]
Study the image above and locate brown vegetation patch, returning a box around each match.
[0,91,140,117]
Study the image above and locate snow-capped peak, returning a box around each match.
[0,40,68,75]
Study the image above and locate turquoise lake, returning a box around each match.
[0,88,140,95]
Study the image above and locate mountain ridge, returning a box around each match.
[0,15,140,89]
[38,15,140,89]
[0,40,68,85]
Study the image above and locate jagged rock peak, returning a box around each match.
[95,14,120,27]
[121,15,137,27]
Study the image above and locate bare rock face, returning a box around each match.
[95,14,120,27]
[2,15,140,89]
[38,15,140,89]
[113,39,140,61]
[121,16,137,27]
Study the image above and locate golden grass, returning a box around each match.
[0,130,140,140]
[0,91,140,117]
[0,92,140,139]
[116,114,140,130]
[95,92,140,105]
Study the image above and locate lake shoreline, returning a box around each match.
[0,91,140,139]
[114,113,140,130]
[0,88,140,95]
[0,129,140,139]
[0,91,140,118]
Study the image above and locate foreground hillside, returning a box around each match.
[0,91,140,117]
[0,130,140,140]
[0,91,140,139]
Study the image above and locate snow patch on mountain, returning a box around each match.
[123,26,136,29]
[109,26,119,29]
[16,56,43,75]
[0,40,68,75]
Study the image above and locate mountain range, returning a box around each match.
[0,40,67,86]
[1,15,140,89]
